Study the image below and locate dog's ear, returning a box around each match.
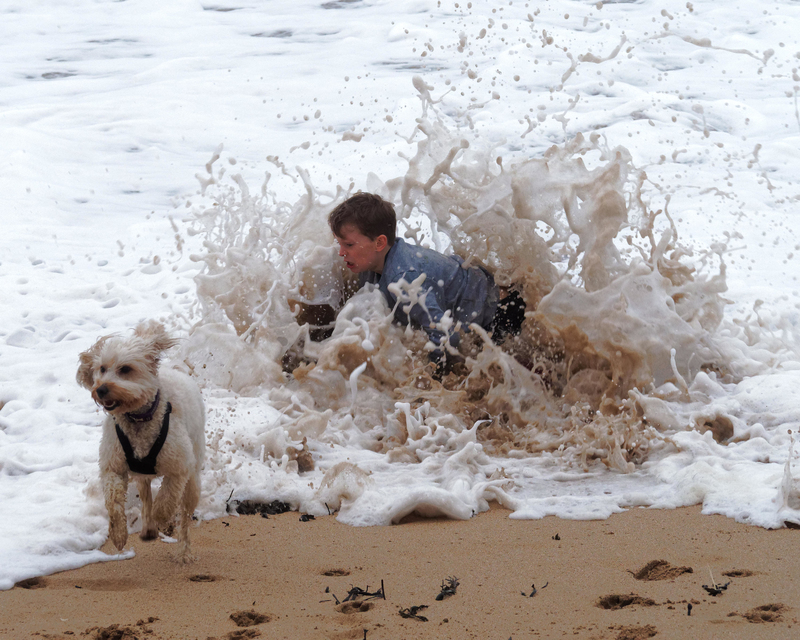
[76,337,107,389]
[135,321,179,373]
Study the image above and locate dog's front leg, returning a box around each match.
[152,473,188,528]
[173,473,201,563]
[136,477,158,540]
[103,471,129,551]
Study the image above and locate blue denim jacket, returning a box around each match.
[359,238,499,356]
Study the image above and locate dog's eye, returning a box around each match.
[100,366,106,374]
[119,365,132,375]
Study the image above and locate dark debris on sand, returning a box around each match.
[324,580,386,606]
[701,580,731,596]
[399,605,429,621]
[435,576,459,601]
[521,582,548,597]
[231,499,292,517]
[596,594,656,610]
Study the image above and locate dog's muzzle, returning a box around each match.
[94,384,120,410]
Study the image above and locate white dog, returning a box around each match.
[77,321,205,563]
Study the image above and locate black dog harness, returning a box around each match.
[115,402,172,475]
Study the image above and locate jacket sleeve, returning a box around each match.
[402,283,458,362]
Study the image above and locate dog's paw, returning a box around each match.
[108,517,128,551]
[173,543,197,564]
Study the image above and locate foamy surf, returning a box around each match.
[180,74,800,535]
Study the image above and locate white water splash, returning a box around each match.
[180,73,800,533]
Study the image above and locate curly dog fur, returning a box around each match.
[77,321,205,563]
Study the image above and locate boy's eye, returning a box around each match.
[119,365,132,375]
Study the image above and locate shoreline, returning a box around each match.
[2,505,798,639]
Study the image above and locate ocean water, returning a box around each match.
[1,0,800,589]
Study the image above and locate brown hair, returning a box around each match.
[328,192,396,245]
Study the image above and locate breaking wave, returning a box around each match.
[175,77,800,527]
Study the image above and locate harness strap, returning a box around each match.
[115,402,172,475]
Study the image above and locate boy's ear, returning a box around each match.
[375,234,388,251]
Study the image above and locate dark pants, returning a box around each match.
[490,290,526,343]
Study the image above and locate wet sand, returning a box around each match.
[2,505,797,640]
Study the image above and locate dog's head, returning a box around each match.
[77,321,178,414]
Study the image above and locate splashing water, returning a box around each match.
[178,74,799,528]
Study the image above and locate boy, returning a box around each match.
[328,193,525,370]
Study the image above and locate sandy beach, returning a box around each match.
[2,506,797,640]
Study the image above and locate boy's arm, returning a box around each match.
[409,299,467,380]
[403,290,455,362]
[387,270,458,366]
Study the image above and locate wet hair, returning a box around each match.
[328,192,396,246]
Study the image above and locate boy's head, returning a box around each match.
[328,193,396,274]
[328,192,397,245]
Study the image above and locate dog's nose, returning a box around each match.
[95,384,109,399]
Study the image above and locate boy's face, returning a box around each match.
[334,223,388,274]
